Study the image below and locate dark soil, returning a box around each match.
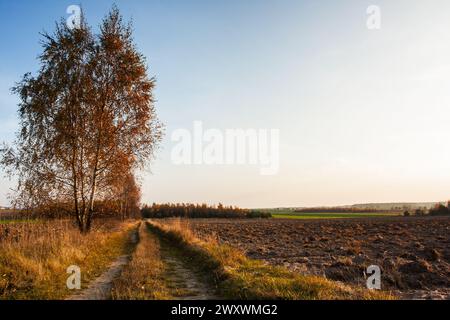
[190,216,450,299]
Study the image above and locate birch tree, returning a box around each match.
[1,7,162,232]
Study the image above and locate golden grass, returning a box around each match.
[149,218,395,300]
[111,223,171,300]
[0,219,136,300]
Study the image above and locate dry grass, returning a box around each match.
[0,219,136,300]
[111,223,171,300]
[151,218,197,241]
[149,218,395,300]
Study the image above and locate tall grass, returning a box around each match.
[0,219,136,299]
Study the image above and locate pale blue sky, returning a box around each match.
[1,1,450,208]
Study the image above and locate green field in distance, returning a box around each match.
[265,211,400,220]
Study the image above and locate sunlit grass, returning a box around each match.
[0,219,41,224]
[0,220,136,299]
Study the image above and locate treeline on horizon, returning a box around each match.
[294,207,389,213]
[141,203,272,219]
[405,202,450,217]
[294,202,450,216]
[0,193,141,221]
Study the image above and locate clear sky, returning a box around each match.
[1,0,450,208]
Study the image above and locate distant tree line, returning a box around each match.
[294,207,388,213]
[404,201,450,217]
[2,174,141,221]
[141,203,271,219]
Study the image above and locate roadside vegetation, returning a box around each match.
[148,219,394,300]
[0,219,41,224]
[0,220,137,299]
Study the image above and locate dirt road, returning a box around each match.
[159,237,220,300]
[67,229,139,300]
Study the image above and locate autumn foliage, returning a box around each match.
[1,7,162,232]
[141,203,271,219]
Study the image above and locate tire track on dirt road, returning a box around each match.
[68,221,220,300]
[67,226,140,300]
[158,235,221,300]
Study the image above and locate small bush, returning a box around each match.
[429,204,450,216]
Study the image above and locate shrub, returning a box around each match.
[429,204,449,216]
